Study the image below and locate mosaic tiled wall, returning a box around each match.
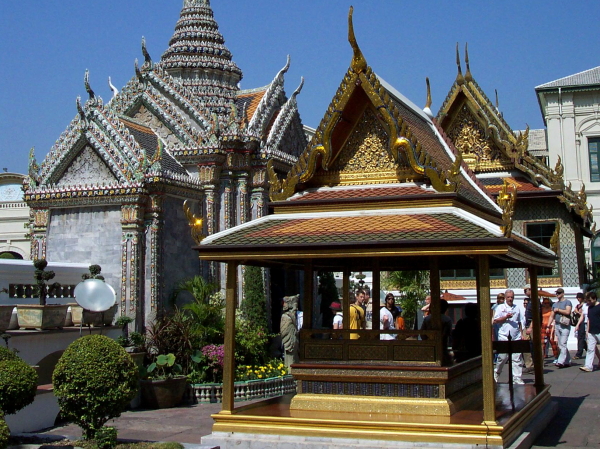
[161,196,201,308]
[509,199,581,289]
[46,206,122,297]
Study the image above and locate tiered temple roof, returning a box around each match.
[437,44,594,233]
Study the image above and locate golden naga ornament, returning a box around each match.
[183,200,205,244]
[497,179,516,237]
[550,222,561,255]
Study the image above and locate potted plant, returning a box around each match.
[139,353,187,409]
[115,315,146,368]
[0,288,14,332]
[16,259,68,329]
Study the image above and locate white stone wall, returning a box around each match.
[543,88,600,223]
[46,206,122,300]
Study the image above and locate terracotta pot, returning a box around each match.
[16,304,68,330]
[0,305,15,332]
[140,376,188,409]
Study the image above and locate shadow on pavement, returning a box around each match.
[532,395,587,447]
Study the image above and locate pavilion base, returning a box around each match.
[289,382,481,416]
[201,384,554,449]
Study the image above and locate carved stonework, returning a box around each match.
[133,105,182,148]
[57,146,116,186]
[447,105,510,171]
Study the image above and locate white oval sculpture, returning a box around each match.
[74,279,116,312]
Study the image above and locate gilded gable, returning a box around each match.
[446,105,512,172]
[310,107,412,186]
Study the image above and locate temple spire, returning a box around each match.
[464,43,472,82]
[161,0,242,114]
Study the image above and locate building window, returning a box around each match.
[440,268,505,280]
[588,137,600,182]
[525,222,558,277]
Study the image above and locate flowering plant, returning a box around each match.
[235,360,288,381]
[200,344,225,383]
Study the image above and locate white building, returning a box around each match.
[536,67,600,224]
[0,172,30,259]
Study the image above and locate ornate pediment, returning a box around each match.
[311,106,412,186]
[446,104,512,172]
[56,145,118,187]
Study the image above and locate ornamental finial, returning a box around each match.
[423,78,433,119]
[141,36,152,67]
[464,43,473,82]
[108,76,119,99]
[455,43,464,85]
[348,6,367,74]
[84,69,95,101]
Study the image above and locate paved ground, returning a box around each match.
[24,351,600,448]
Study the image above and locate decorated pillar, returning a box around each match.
[476,255,496,424]
[147,195,164,314]
[120,202,146,329]
[29,208,50,260]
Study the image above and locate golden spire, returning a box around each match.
[455,43,464,85]
[464,43,472,82]
[348,6,367,74]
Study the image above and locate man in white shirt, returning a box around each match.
[493,289,526,384]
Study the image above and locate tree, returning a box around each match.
[241,266,268,331]
[382,271,429,329]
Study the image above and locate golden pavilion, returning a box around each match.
[196,9,556,449]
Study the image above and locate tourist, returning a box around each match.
[574,292,587,359]
[522,285,534,373]
[541,297,559,360]
[492,292,505,362]
[331,301,343,330]
[581,291,600,372]
[493,289,525,384]
[421,299,453,365]
[349,290,366,339]
[380,293,397,340]
[549,287,572,368]
[452,303,481,362]
[363,287,373,329]
[421,295,431,317]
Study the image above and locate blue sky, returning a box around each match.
[1,1,598,175]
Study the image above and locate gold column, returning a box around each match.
[372,260,381,331]
[429,257,442,365]
[303,260,314,330]
[529,266,545,390]
[221,260,238,414]
[476,255,496,424]
[342,268,350,331]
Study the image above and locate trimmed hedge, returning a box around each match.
[53,335,139,439]
[0,412,9,449]
[0,347,38,415]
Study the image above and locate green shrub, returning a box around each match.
[94,426,117,449]
[0,412,9,449]
[53,335,139,439]
[0,347,38,415]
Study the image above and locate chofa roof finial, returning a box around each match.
[142,36,152,67]
[464,43,472,82]
[348,6,367,74]
[423,77,433,119]
[84,69,95,101]
[455,43,464,85]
